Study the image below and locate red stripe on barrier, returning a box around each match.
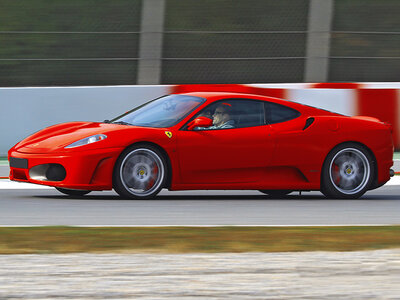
[356,89,399,149]
[311,83,363,89]
[170,84,287,99]
[0,177,9,179]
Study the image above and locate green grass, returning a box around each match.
[1,226,400,254]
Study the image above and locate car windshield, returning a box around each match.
[110,95,205,128]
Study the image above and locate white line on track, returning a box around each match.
[0,180,51,189]
[385,176,400,185]
[1,176,400,189]
[0,224,398,227]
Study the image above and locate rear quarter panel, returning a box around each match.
[271,115,393,188]
[333,117,393,185]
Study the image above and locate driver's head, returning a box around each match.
[213,103,232,126]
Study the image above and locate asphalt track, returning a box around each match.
[0,180,399,226]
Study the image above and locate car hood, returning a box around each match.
[13,121,139,153]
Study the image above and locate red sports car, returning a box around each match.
[8,92,394,199]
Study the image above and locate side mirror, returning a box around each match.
[187,117,213,131]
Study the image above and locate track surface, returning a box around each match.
[0,184,399,226]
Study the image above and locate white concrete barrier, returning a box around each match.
[2,83,399,155]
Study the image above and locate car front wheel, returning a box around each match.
[113,145,167,199]
[321,143,374,199]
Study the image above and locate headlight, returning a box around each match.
[65,134,107,148]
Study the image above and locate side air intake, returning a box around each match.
[303,117,315,130]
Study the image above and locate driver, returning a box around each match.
[206,103,235,129]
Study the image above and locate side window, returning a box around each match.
[190,99,265,130]
[233,100,265,128]
[265,102,300,124]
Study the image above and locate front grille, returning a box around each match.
[9,157,28,169]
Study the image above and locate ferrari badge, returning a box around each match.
[165,131,173,138]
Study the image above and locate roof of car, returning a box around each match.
[175,91,340,117]
[175,91,284,102]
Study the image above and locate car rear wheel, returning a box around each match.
[113,145,167,199]
[321,143,374,199]
[259,190,292,197]
[56,187,91,196]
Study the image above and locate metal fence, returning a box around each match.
[0,0,398,86]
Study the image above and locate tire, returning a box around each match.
[321,143,374,199]
[113,145,167,199]
[56,187,91,196]
[259,190,292,197]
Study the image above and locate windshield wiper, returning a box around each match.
[112,121,132,126]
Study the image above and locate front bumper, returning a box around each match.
[8,147,123,190]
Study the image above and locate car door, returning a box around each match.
[176,99,275,184]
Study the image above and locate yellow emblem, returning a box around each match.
[165,131,173,138]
